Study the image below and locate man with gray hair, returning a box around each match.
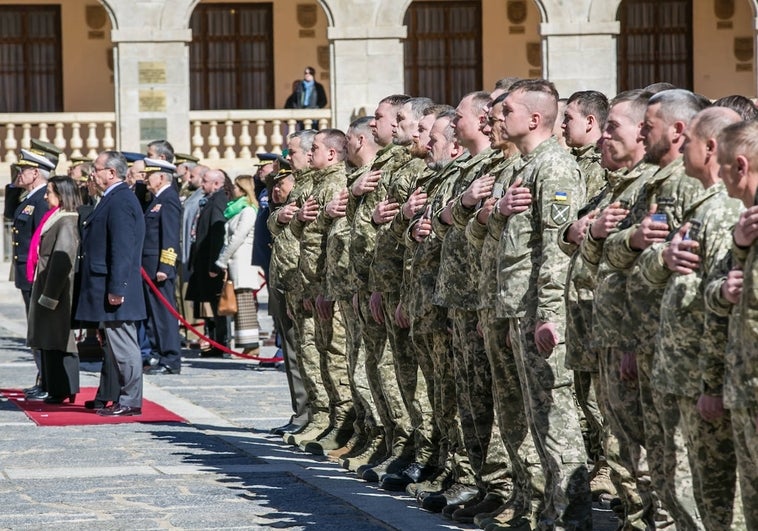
[76,151,147,416]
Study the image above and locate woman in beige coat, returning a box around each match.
[27,176,82,403]
[215,175,265,354]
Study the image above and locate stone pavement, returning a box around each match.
[0,259,619,530]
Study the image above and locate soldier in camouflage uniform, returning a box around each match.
[361,97,437,484]
[317,117,384,460]
[465,92,545,529]
[287,129,355,447]
[558,90,609,476]
[426,91,512,522]
[705,119,758,530]
[602,89,710,528]
[269,131,334,444]
[634,107,744,530]
[580,90,662,530]
[495,79,591,530]
[404,109,477,501]
[343,95,413,472]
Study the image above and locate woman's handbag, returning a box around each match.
[217,272,238,316]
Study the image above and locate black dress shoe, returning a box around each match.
[97,403,142,417]
[23,384,41,395]
[270,422,304,435]
[25,388,49,401]
[144,365,181,375]
[85,399,107,410]
[421,483,479,513]
[44,394,76,404]
[380,462,438,491]
[200,348,225,358]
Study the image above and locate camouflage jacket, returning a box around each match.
[433,147,498,310]
[610,158,704,354]
[267,169,314,293]
[369,157,428,293]
[464,152,520,310]
[348,144,411,292]
[636,182,742,397]
[405,156,467,332]
[291,163,347,298]
[580,162,656,349]
[495,136,585,323]
[725,231,758,408]
[572,143,607,201]
[325,164,365,301]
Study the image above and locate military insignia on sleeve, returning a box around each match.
[151,203,162,213]
[688,219,702,241]
[160,247,177,266]
[550,202,571,225]
[22,205,35,216]
[554,191,568,202]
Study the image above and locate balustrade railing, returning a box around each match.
[0,109,331,168]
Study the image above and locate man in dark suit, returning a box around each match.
[76,151,147,416]
[12,139,61,399]
[140,159,183,375]
[185,168,229,357]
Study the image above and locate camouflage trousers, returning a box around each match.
[731,405,758,530]
[598,347,653,530]
[285,292,329,423]
[314,300,353,426]
[480,308,544,507]
[509,317,592,529]
[451,308,511,500]
[679,396,742,531]
[356,290,409,454]
[339,299,378,435]
[411,316,474,484]
[638,351,699,530]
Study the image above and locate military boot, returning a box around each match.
[286,416,331,446]
[475,496,533,530]
[327,430,366,461]
[301,425,354,455]
[342,432,388,472]
[359,451,413,483]
[406,466,452,498]
[589,462,616,503]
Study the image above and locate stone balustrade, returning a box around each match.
[0,109,332,169]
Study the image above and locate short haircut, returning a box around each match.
[462,91,491,116]
[713,94,758,121]
[610,89,652,123]
[290,129,317,151]
[567,90,610,129]
[690,107,741,143]
[436,109,458,142]
[348,116,373,136]
[48,175,83,212]
[379,94,412,107]
[147,139,175,163]
[405,97,435,120]
[305,66,316,75]
[316,128,347,161]
[649,89,711,125]
[717,120,758,170]
[425,104,455,117]
[101,151,128,180]
[494,77,521,92]
[509,78,560,127]
[644,81,678,93]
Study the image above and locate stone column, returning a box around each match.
[540,20,620,99]
[327,25,407,130]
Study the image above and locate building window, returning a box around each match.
[190,3,273,110]
[617,0,693,91]
[404,1,482,106]
[0,5,62,113]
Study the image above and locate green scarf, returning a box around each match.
[223,196,257,220]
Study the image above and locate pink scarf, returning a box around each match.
[26,206,59,283]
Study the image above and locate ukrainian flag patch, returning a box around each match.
[554,191,568,202]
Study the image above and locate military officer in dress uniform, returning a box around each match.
[140,158,183,375]
[13,139,61,399]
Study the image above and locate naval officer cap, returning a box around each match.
[143,158,177,175]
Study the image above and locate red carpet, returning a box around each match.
[1,387,186,426]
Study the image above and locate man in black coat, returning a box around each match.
[185,169,229,356]
[76,151,146,416]
[141,159,183,375]
[12,139,60,398]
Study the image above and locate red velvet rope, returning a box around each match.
[140,267,273,361]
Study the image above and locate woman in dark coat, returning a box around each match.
[27,176,82,404]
